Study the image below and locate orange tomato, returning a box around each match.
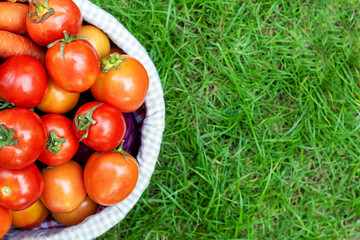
[0,206,11,239]
[91,54,149,113]
[37,78,80,114]
[41,160,86,213]
[77,25,110,59]
[11,200,49,230]
[84,151,139,206]
[51,195,98,226]
[109,46,125,55]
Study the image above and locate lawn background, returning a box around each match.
[89,0,360,239]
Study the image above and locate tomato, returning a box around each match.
[0,108,47,169]
[26,0,82,46]
[46,32,100,93]
[11,200,49,230]
[84,150,139,206]
[110,46,125,55]
[41,160,86,213]
[0,55,48,108]
[51,195,98,226]
[72,101,126,152]
[0,206,11,239]
[91,54,149,113]
[77,25,111,59]
[37,78,80,114]
[38,114,79,166]
[0,164,44,211]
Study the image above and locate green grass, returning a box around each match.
[90,0,360,239]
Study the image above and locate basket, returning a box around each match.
[5,0,165,239]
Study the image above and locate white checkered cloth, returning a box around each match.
[6,0,165,239]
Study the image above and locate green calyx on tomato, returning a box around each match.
[0,124,18,149]
[1,186,11,197]
[74,103,103,142]
[47,31,89,61]
[27,0,54,23]
[0,99,15,111]
[46,130,66,154]
[112,141,131,163]
[100,53,126,73]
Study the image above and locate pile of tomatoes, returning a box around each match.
[0,0,149,238]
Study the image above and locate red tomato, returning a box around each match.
[84,151,139,206]
[38,114,79,166]
[0,55,48,108]
[11,200,49,230]
[0,108,47,169]
[51,195,98,226]
[41,160,86,213]
[0,164,44,211]
[91,54,149,113]
[45,33,100,93]
[26,0,82,46]
[72,101,126,152]
[0,206,11,239]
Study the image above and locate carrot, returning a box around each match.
[0,30,45,63]
[0,2,28,35]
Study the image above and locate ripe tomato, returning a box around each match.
[51,195,98,226]
[0,108,47,169]
[72,101,126,152]
[0,55,48,108]
[26,0,82,46]
[77,25,110,59]
[110,46,125,55]
[11,200,49,230]
[84,151,139,206]
[41,160,86,213]
[38,114,79,166]
[0,164,44,211]
[37,78,80,114]
[91,54,149,113]
[45,32,100,93]
[0,206,11,239]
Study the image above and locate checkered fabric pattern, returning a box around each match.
[5,0,165,239]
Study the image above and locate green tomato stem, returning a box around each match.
[100,53,126,73]
[0,99,15,111]
[0,124,18,150]
[47,31,89,61]
[1,186,11,197]
[46,130,66,154]
[27,0,54,23]
[75,103,103,142]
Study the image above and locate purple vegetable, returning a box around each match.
[122,112,140,157]
[73,142,95,167]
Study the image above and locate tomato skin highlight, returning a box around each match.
[0,108,47,169]
[26,0,82,46]
[38,114,79,166]
[45,38,100,93]
[37,78,80,114]
[51,195,98,226]
[0,206,11,239]
[72,101,126,152]
[84,151,139,206]
[0,55,48,108]
[91,55,149,113]
[0,164,44,211]
[11,200,49,230]
[41,160,87,213]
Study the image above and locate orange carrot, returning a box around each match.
[0,2,28,35]
[0,30,45,63]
